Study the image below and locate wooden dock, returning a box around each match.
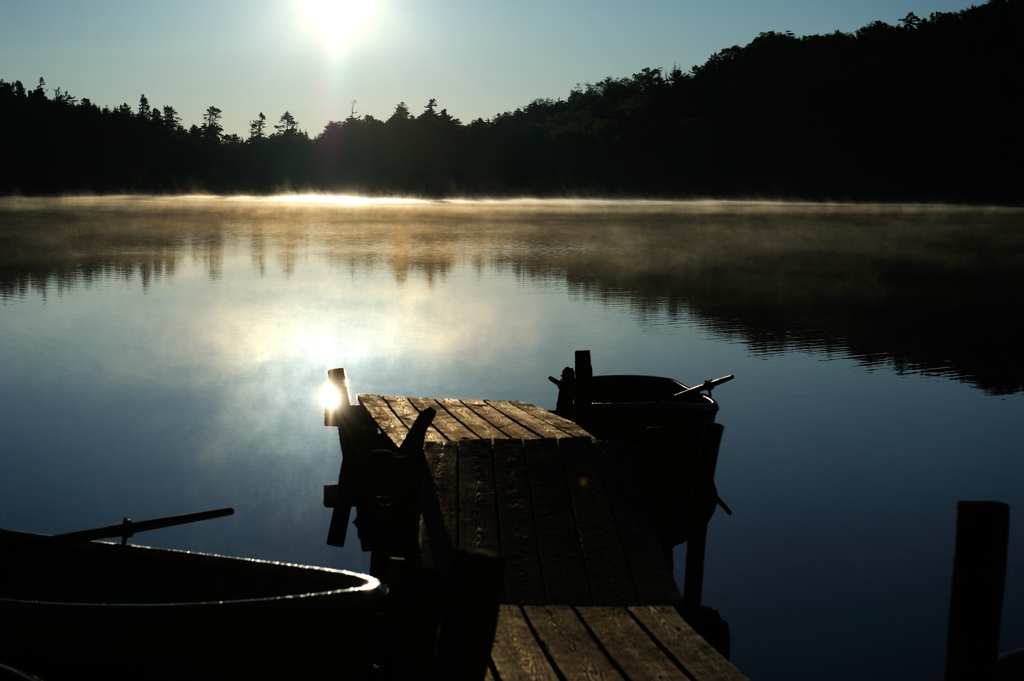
[323,370,746,680]
[489,604,745,680]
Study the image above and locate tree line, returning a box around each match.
[1,0,1020,202]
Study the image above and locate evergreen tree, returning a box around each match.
[202,105,224,139]
[274,111,298,136]
[162,105,181,131]
[249,112,266,139]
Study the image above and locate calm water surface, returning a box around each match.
[1,196,1022,680]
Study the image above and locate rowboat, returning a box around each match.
[0,523,384,680]
[550,354,735,551]
[550,367,731,442]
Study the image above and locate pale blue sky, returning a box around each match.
[1,0,978,136]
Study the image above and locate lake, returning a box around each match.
[1,196,1022,680]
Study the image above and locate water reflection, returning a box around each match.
[3,197,1022,394]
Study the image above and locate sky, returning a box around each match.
[2,0,980,137]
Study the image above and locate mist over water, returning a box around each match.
[1,196,1022,680]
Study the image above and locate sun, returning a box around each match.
[296,0,380,57]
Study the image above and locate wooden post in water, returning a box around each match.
[431,549,505,681]
[944,500,1010,681]
[326,367,356,547]
[573,350,593,427]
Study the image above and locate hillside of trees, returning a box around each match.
[1,0,1021,201]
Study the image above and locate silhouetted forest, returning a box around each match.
[1,0,1021,201]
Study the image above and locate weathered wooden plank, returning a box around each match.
[579,607,688,680]
[457,439,501,553]
[490,605,560,681]
[409,397,479,441]
[462,399,540,440]
[358,394,409,447]
[487,401,567,440]
[435,397,510,440]
[522,605,623,680]
[598,442,680,604]
[508,400,592,438]
[422,441,459,558]
[560,438,638,606]
[382,395,447,443]
[492,439,545,604]
[524,439,592,605]
[629,606,749,681]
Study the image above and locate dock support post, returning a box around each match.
[431,549,504,681]
[326,367,361,547]
[944,500,1010,681]
[573,350,592,427]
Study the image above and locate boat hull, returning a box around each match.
[0,530,383,680]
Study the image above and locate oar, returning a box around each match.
[0,507,234,552]
[672,374,735,399]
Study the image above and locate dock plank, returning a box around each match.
[435,397,510,440]
[560,437,639,606]
[457,439,501,553]
[492,438,545,604]
[522,605,623,680]
[508,400,592,438]
[487,401,567,440]
[629,606,749,681]
[409,397,478,441]
[382,395,447,443]
[357,394,409,447]
[578,607,688,680]
[599,443,680,604]
[423,441,458,557]
[524,439,592,605]
[462,399,541,440]
[490,605,560,681]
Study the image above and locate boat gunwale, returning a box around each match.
[0,531,382,612]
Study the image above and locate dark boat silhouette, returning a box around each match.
[550,360,732,441]
[550,355,735,560]
[0,525,383,680]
